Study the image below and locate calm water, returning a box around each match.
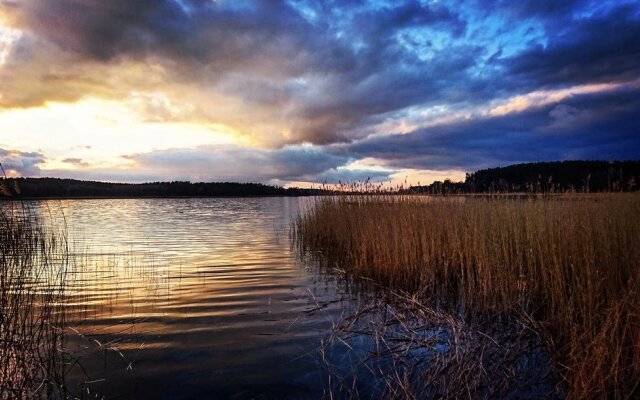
[8,198,561,399]
[26,198,351,399]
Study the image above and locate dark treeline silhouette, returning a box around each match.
[1,161,639,198]
[406,160,640,194]
[0,178,324,198]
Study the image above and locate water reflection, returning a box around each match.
[6,198,562,399]
[20,198,349,399]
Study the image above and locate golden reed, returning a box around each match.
[295,194,640,399]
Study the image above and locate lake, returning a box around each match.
[6,197,562,400]
[24,197,352,399]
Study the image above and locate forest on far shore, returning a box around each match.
[1,160,639,198]
[407,160,640,194]
[0,178,322,198]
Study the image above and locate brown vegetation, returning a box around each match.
[295,194,640,399]
[0,204,67,399]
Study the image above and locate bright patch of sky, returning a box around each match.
[0,99,238,170]
[0,25,21,65]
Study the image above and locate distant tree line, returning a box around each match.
[1,161,639,198]
[0,178,323,198]
[406,161,640,194]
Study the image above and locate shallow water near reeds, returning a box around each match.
[3,198,561,399]
[7,198,354,399]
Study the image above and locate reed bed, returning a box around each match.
[0,204,68,399]
[320,290,559,399]
[294,194,640,399]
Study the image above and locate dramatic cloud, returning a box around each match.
[504,3,640,88]
[343,86,640,171]
[0,0,638,184]
[0,0,481,144]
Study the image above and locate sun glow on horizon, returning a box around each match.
[0,97,243,172]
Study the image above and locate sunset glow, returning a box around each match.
[1,0,638,185]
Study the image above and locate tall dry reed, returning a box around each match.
[294,194,640,399]
[0,203,68,399]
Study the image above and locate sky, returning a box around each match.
[0,0,639,186]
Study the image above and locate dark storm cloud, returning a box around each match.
[343,86,640,171]
[293,43,482,143]
[0,0,474,143]
[13,0,313,69]
[0,148,45,176]
[504,3,640,88]
[5,1,637,134]
[481,0,586,18]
